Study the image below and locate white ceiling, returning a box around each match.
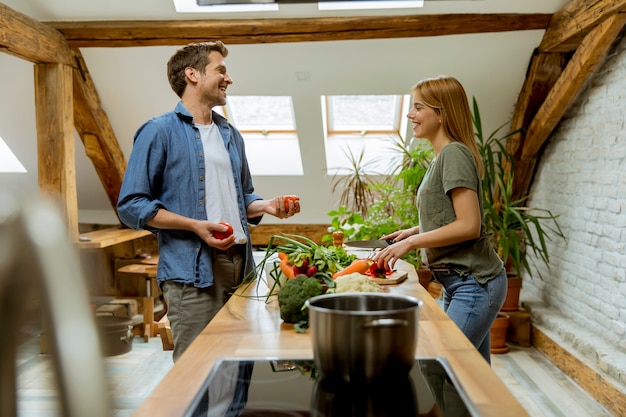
[0,0,570,225]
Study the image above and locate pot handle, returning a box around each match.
[363,318,408,328]
[120,324,134,345]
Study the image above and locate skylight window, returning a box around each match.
[327,95,403,133]
[174,0,422,13]
[224,96,295,132]
[216,96,303,176]
[318,1,424,11]
[322,95,410,175]
[174,0,279,13]
[0,135,26,173]
[324,94,410,176]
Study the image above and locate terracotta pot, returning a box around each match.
[416,264,432,289]
[500,274,521,312]
[490,312,510,354]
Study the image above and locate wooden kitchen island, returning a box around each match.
[131,260,529,417]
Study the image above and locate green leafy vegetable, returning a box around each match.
[277,275,324,324]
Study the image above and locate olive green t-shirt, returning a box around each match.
[417,142,503,283]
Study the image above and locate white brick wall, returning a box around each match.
[522,29,626,385]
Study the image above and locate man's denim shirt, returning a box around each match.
[117,102,263,288]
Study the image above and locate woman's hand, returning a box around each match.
[380,226,419,243]
[373,235,417,270]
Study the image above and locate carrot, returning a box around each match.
[278,252,288,261]
[332,259,371,280]
[279,258,296,279]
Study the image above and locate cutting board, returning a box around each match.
[369,270,408,285]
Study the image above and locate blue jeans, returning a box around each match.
[434,268,507,364]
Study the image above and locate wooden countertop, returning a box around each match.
[131,260,529,417]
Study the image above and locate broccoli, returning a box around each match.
[277,275,324,324]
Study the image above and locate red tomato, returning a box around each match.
[214,222,234,240]
[284,195,299,211]
[365,260,392,278]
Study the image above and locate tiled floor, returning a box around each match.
[13,332,614,417]
[15,335,173,417]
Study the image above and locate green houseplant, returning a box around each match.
[472,98,565,309]
[325,136,433,269]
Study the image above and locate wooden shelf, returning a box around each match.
[77,227,152,249]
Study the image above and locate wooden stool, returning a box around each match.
[158,314,174,351]
[116,264,160,342]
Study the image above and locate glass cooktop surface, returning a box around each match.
[185,357,477,417]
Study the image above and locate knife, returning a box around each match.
[344,239,395,249]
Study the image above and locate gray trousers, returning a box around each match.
[162,249,244,362]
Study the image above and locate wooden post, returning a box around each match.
[34,62,78,240]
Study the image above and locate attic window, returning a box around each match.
[174,0,279,13]
[175,0,423,13]
[324,94,410,175]
[216,96,303,176]
[0,135,26,173]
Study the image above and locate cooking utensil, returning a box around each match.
[343,239,395,249]
[306,293,423,383]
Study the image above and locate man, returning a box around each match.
[117,41,300,362]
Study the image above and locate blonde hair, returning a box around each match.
[411,76,483,178]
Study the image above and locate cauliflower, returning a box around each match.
[332,273,380,293]
[277,275,324,324]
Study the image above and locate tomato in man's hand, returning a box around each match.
[284,195,300,211]
[213,222,234,240]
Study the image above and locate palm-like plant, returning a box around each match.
[472,97,565,279]
[330,147,379,217]
[327,136,433,267]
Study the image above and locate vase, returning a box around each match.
[490,312,510,354]
[500,274,521,312]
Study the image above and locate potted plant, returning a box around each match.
[324,136,434,287]
[472,98,565,311]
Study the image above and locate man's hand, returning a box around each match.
[194,221,236,249]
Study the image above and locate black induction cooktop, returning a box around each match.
[184,358,477,417]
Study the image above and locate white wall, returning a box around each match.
[523,29,626,387]
[0,32,544,225]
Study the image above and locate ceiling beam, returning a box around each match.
[71,48,127,214]
[506,50,568,197]
[522,12,626,161]
[539,0,626,52]
[47,13,552,47]
[0,2,73,64]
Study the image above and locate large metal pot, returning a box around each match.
[306,292,422,383]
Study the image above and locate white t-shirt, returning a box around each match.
[197,122,247,244]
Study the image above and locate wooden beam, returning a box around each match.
[0,3,73,65]
[34,63,79,240]
[71,48,127,213]
[521,13,626,161]
[539,0,626,52]
[47,14,552,47]
[507,50,567,197]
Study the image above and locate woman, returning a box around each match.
[373,75,507,364]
